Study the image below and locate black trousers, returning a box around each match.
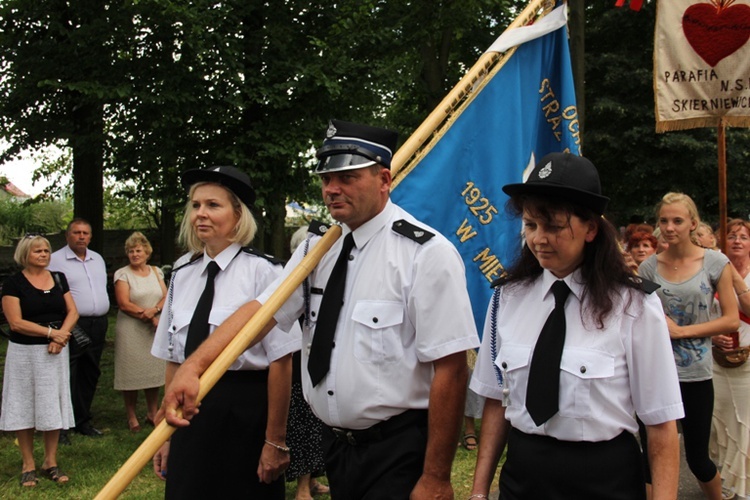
[166,370,284,500]
[500,428,646,500]
[69,315,108,427]
[641,379,717,483]
[322,409,428,500]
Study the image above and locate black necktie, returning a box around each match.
[308,232,355,386]
[526,280,571,426]
[184,261,221,357]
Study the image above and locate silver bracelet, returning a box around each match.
[264,439,290,453]
[739,288,750,297]
[468,495,488,499]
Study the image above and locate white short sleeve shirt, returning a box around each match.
[257,200,480,429]
[152,243,300,369]
[471,269,684,441]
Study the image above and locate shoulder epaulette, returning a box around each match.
[631,276,660,294]
[171,253,202,274]
[490,275,511,289]
[308,220,330,237]
[242,246,284,266]
[392,219,434,244]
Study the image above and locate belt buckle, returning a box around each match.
[345,431,357,446]
[332,427,358,446]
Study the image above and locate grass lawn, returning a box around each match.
[0,313,500,498]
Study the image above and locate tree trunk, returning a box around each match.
[71,99,105,254]
[264,192,287,260]
[160,204,176,266]
[568,0,586,139]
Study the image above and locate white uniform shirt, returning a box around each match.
[49,246,110,317]
[257,200,480,429]
[151,243,300,369]
[471,269,684,442]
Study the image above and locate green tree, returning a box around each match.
[101,0,356,259]
[0,1,137,251]
[2,0,520,262]
[104,0,511,258]
[0,198,71,245]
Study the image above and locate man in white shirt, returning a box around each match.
[49,218,110,437]
[161,120,480,499]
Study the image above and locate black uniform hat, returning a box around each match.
[502,152,609,215]
[181,166,256,208]
[314,119,399,173]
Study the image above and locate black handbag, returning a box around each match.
[47,320,91,348]
[50,271,92,348]
[69,324,92,348]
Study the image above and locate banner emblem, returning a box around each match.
[655,0,750,131]
[682,1,750,67]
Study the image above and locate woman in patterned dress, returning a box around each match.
[113,231,167,432]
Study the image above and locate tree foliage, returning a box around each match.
[0,198,71,245]
[0,1,149,251]
[1,0,519,258]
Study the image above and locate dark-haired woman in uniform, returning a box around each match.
[469,153,684,500]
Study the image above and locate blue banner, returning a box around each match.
[391,16,580,338]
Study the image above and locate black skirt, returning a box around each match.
[500,428,646,500]
[166,369,284,499]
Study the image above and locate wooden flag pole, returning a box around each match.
[391,0,554,178]
[95,225,342,500]
[718,118,728,251]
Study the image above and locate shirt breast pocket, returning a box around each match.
[495,345,532,406]
[168,309,193,357]
[307,293,323,328]
[559,348,615,419]
[208,307,234,328]
[170,309,192,334]
[351,300,404,365]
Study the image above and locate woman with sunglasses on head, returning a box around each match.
[150,166,300,499]
[0,234,77,487]
[469,153,683,500]
[639,192,739,500]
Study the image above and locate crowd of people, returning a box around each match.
[1,119,750,500]
[0,221,171,487]
[613,194,750,500]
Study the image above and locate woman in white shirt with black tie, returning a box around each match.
[469,153,684,500]
[150,166,299,499]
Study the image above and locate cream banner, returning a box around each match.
[654,0,750,132]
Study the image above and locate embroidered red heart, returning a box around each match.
[682,1,750,67]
